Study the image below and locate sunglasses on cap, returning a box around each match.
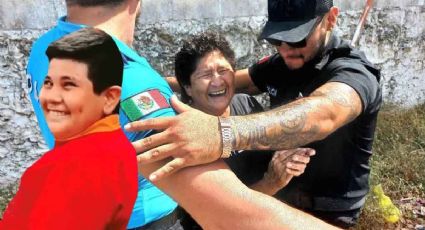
[265,16,324,48]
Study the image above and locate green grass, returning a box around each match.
[1,104,424,227]
[353,104,425,229]
[0,184,17,219]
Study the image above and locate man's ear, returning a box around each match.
[326,6,340,30]
[102,86,121,115]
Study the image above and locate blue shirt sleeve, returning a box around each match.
[119,59,176,142]
[26,32,59,149]
[26,19,84,149]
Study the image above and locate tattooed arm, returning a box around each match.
[126,82,362,181]
[232,82,362,150]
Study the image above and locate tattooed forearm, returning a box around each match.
[310,83,360,122]
[230,82,362,150]
[231,98,321,150]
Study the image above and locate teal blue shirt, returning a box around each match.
[26,16,177,229]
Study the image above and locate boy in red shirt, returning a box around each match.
[1,27,137,229]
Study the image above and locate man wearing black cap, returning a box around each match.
[231,0,382,227]
[127,0,381,228]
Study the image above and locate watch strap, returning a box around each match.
[218,117,233,158]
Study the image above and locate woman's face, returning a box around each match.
[184,51,235,116]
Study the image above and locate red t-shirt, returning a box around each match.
[1,115,138,229]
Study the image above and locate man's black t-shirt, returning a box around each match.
[248,35,382,211]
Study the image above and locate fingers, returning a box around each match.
[274,148,315,161]
[285,162,306,176]
[149,158,186,182]
[132,131,170,153]
[290,152,311,164]
[124,116,174,132]
[136,143,177,164]
[170,94,193,113]
[303,148,316,157]
[272,148,316,177]
[273,149,293,161]
[285,151,315,176]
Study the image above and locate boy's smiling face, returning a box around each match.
[40,58,106,141]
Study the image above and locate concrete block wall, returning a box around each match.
[0,0,424,187]
[4,0,424,28]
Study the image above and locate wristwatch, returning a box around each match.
[218,117,233,158]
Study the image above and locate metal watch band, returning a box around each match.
[218,117,233,158]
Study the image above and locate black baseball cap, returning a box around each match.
[259,0,333,43]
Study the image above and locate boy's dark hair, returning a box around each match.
[46,27,123,113]
[175,32,236,103]
[65,0,125,7]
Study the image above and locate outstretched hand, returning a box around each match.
[264,148,315,189]
[125,95,222,181]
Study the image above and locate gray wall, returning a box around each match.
[0,0,425,187]
[1,0,424,28]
